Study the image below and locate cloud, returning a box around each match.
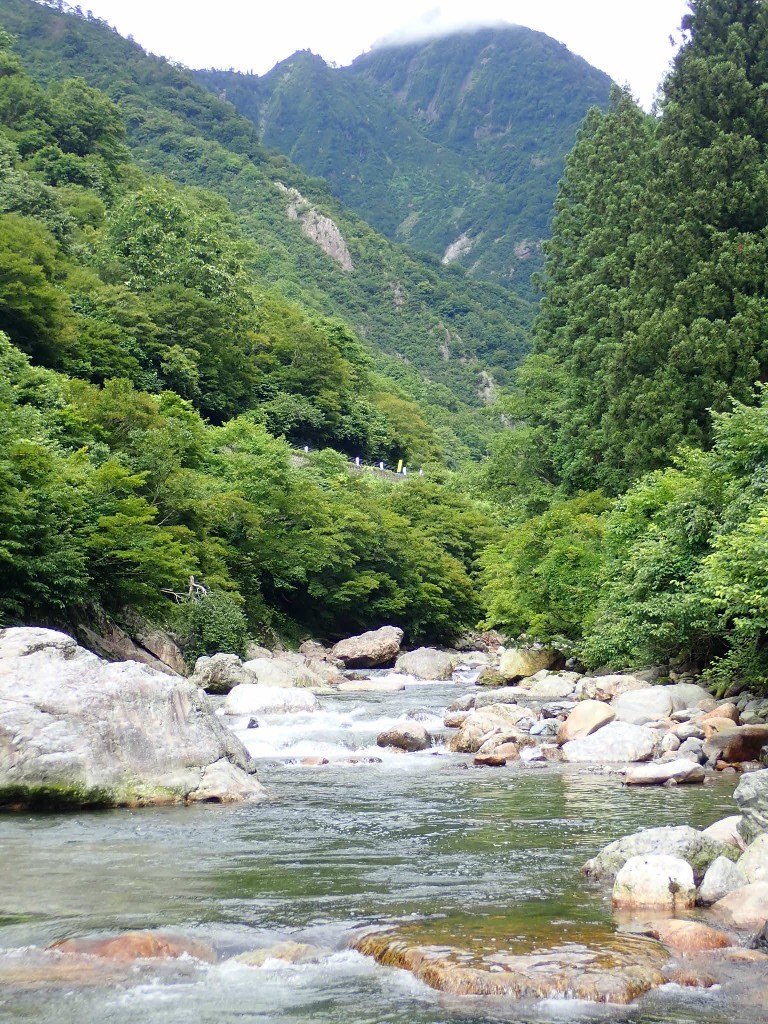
[372,7,510,50]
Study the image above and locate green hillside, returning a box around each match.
[3,0,534,463]
[196,27,613,299]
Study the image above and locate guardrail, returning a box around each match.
[289,448,422,482]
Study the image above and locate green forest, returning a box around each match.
[3,0,768,693]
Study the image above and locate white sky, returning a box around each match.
[72,0,690,110]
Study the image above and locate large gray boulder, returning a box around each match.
[376,724,432,752]
[561,722,660,763]
[0,628,266,810]
[224,684,320,715]
[498,647,558,681]
[330,626,403,668]
[395,648,455,680]
[737,833,768,884]
[612,855,695,910]
[699,856,748,906]
[190,653,255,694]
[242,656,325,689]
[734,768,768,843]
[612,688,673,725]
[583,825,731,882]
[624,759,705,786]
[577,674,650,702]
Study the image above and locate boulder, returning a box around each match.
[710,882,768,930]
[474,667,507,687]
[612,855,695,910]
[449,704,535,754]
[561,722,660,763]
[189,652,255,694]
[703,725,768,764]
[673,722,705,740]
[702,717,740,739]
[224,684,320,715]
[376,724,432,752]
[703,703,739,724]
[612,688,674,725]
[474,687,529,708]
[583,825,730,882]
[474,754,507,767]
[702,815,745,850]
[242,656,326,689]
[444,711,470,728]
[735,769,768,842]
[0,628,266,810]
[52,930,216,963]
[394,648,455,680]
[330,626,403,668]
[577,674,650,702]
[244,642,273,661]
[558,701,615,744]
[498,647,558,682]
[738,833,768,884]
[525,671,579,700]
[447,694,476,712]
[298,640,327,660]
[665,682,713,710]
[649,920,733,953]
[678,737,705,762]
[492,741,521,761]
[624,759,705,786]
[698,856,748,905]
[660,733,681,753]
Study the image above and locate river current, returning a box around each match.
[0,673,751,1023]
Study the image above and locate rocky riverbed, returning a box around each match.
[1,626,768,1022]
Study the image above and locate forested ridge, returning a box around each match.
[5,0,768,695]
[0,13,501,654]
[482,0,768,692]
[195,27,612,301]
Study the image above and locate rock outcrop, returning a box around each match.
[0,627,266,809]
[330,626,403,668]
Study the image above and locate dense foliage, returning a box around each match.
[2,0,534,464]
[0,22,500,650]
[480,0,768,690]
[196,28,612,300]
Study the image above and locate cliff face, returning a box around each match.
[278,183,354,271]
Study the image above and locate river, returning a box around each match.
[0,673,750,1023]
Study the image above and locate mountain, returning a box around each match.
[195,27,613,299]
[2,0,533,462]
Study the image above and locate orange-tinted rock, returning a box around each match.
[493,742,521,761]
[301,757,329,766]
[663,965,717,988]
[651,920,733,953]
[704,725,768,764]
[702,718,739,739]
[474,754,507,767]
[51,930,216,963]
[703,704,739,724]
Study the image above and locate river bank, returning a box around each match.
[1,655,766,1024]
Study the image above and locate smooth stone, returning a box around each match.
[612,688,674,726]
[557,700,615,744]
[562,722,660,763]
[242,656,325,689]
[447,694,476,712]
[492,741,521,761]
[661,733,681,753]
[224,684,320,715]
[525,671,580,700]
[376,724,432,752]
[738,833,768,884]
[666,683,713,710]
[698,856,748,905]
[444,711,470,728]
[450,704,536,754]
[674,722,705,740]
[498,647,559,682]
[583,825,730,883]
[394,648,455,680]
[710,882,768,930]
[702,815,745,850]
[577,674,651,702]
[613,855,695,909]
[473,754,507,767]
[330,626,403,668]
[650,919,733,952]
[704,703,740,724]
[625,759,705,786]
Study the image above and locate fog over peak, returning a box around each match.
[371,8,513,51]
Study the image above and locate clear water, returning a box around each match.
[0,679,754,1023]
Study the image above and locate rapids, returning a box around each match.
[0,673,753,1023]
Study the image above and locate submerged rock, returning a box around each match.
[583,825,730,882]
[52,931,216,963]
[235,941,321,966]
[0,628,266,810]
[649,919,733,953]
[336,677,405,693]
[352,926,667,1004]
[330,626,403,668]
[395,648,455,680]
[612,854,696,910]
